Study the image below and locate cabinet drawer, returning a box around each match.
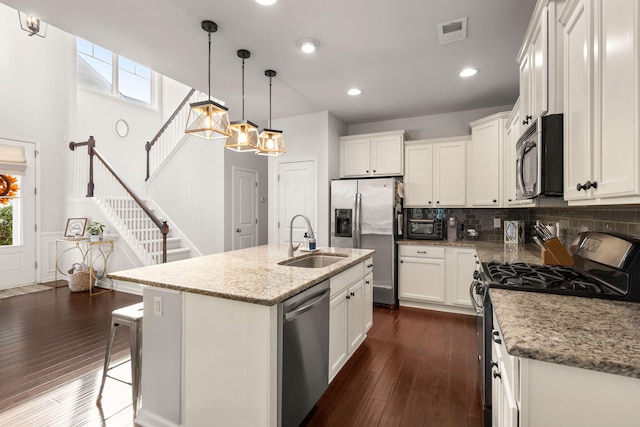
[364,258,374,275]
[331,262,363,297]
[398,245,445,259]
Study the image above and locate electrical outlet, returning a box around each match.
[154,296,163,316]
[493,218,501,229]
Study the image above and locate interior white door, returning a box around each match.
[0,138,36,289]
[277,161,315,245]
[232,167,257,250]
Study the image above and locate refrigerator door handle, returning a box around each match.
[355,193,362,248]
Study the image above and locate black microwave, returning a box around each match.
[516,114,564,199]
[405,209,444,240]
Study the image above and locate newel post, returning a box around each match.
[87,136,96,197]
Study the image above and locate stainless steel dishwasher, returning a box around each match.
[279,280,330,427]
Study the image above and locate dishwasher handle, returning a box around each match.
[284,290,329,322]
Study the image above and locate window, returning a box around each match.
[77,37,154,107]
[0,175,20,246]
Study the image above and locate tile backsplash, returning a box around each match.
[411,205,640,246]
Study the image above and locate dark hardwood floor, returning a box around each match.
[305,307,482,427]
[0,282,481,426]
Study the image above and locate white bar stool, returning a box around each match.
[96,302,144,417]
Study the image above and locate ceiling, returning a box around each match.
[4,0,537,125]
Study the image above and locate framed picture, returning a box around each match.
[64,218,87,238]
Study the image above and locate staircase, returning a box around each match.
[99,198,190,264]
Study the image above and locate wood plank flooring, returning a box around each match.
[304,307,482,427]
[0,283,481,426]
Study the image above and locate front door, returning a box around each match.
[232,167,258,250]
[277,161,315,245]
[0,138,36,289]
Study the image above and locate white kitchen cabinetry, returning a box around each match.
[339,130,405,178]
[492,311,640,427]
[517,1,564,131]
[404,137,467,208]
[446,248,477,308]
[398,244,477,315]
[328,260,371,382]
[468,113,509,207]
[561,0,640,205]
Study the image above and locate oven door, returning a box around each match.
[516,125,541,199]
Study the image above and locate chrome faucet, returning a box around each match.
[288,214,315,257]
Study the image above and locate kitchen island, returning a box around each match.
[108,245,375,427]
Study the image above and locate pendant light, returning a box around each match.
[185,20,231,140]
[225,50,259,152]
[256,70,286,156]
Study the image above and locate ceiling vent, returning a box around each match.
[437,17,467,45]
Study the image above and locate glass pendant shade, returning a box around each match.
[256,129,285,156]
[226,120,259,151]
[185,99,231,140]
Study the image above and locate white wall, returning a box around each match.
[145,136,225,255]
[347,105,513,140]
[268,111,345,247]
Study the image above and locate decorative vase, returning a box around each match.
[90,233,102,242]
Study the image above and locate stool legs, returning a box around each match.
[130,320,142,416]
[97,321,118,403]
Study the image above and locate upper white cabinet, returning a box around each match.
[517,1,563,130]
[404,137,467,208]
[561,0,640,204]
[339,130,405,178]
[468,113,510,207]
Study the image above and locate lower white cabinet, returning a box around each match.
[328,259,372,382]
[398,244,477,314]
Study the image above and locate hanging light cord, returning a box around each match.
[241,58,245,120]
[207,31,212,100]
[268,76,272,128]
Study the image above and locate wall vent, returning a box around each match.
[437,17,468,45]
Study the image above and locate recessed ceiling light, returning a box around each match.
[347,88,362,96]
[297,39,318,54]
[255,0,277,5]
[459,68,478,77]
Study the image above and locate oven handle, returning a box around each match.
[469,280,484,312]
[517,141,536,197]
[408,219,436,223]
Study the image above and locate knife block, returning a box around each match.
[541,238,574,267]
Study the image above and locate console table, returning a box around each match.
[55,238,114,296]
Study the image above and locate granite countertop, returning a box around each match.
[490,288,640,379]
[108,245,375,306]
[397,239,542,264]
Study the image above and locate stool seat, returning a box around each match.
[97,302,144,418]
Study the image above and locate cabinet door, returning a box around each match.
[404,143,434,207]
[469,120,502,206]
[447,248,477,307]
[347,279,365,354]
[342,138,371,177]
[434,140,466,206]
[519,47,533,127]
[592,0,640,198]
[363,273,373,332]
[531,6,549,118]
[398,256,445,303]
[329,290,348,382]
[371,134,403,176]
[563,0,594,201]
[505,105,519,205]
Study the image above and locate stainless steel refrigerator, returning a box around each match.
[330,178,402,307]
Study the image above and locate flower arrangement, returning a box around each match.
[87,221,105,240]
[0,175,19,205]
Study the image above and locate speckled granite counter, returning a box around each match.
[397,239,542,264]
[109,245,374,306]
[490,288,640,379]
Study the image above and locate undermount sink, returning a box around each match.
[279,253,348,268]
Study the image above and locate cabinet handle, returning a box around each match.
[373,169,376,173]
[428,201,432,204]
[508,198,512,202]
[491,361,498,368]
[417,251,427,254]
[365,280,370,284]
[366,170,369,174]
[493,199,497,203]
[492,370,502,379]
[436,201,440,204]
[367,264,373,268]
[351,292,355,297]
[577,180,598,192]
[346,294,351,300]
[400,260,403,263]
